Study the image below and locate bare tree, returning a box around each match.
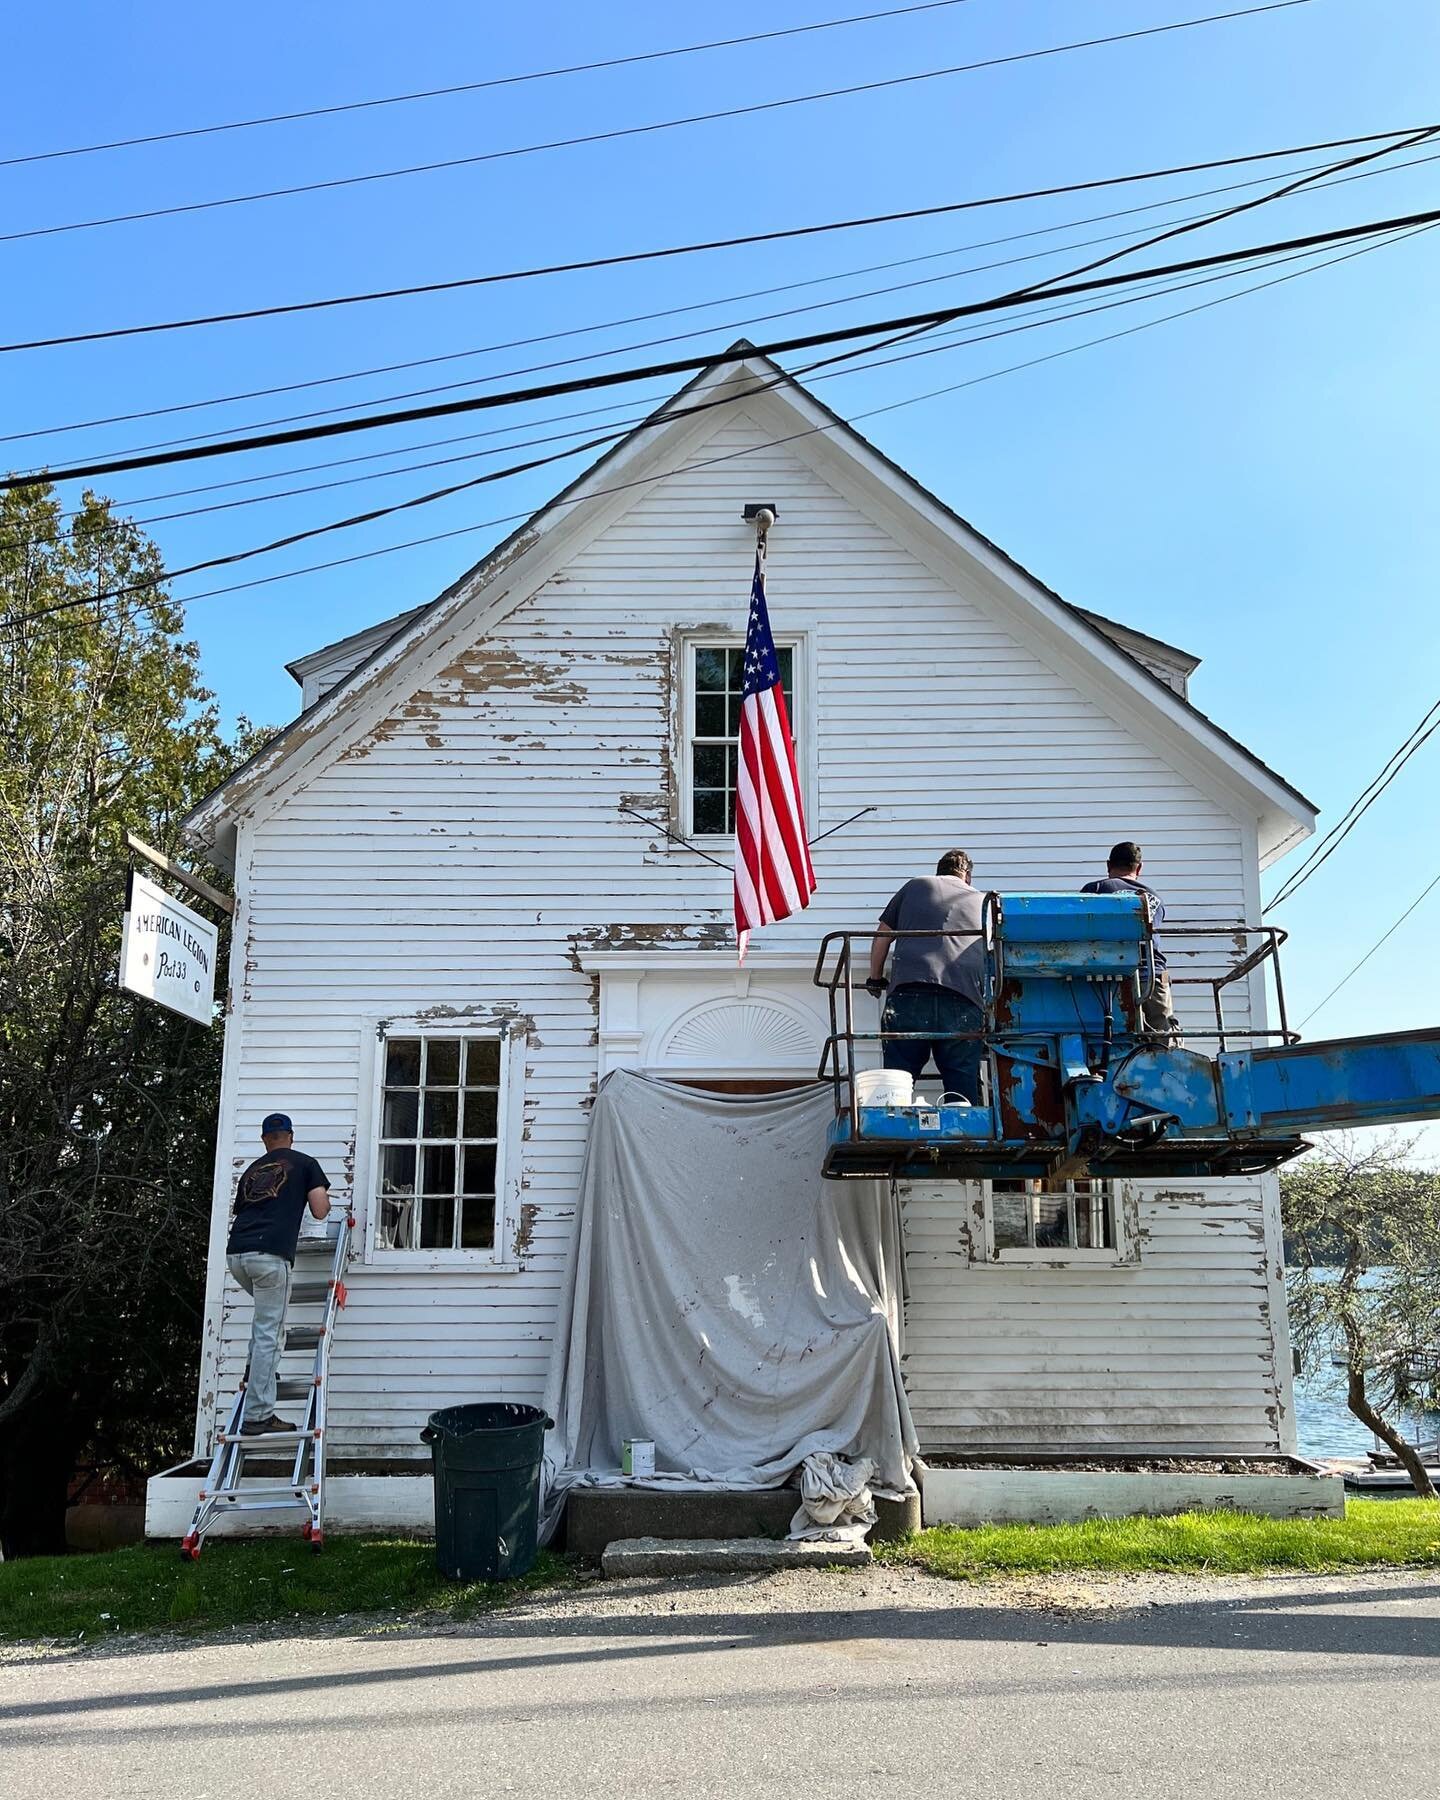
[1283,1132,1440,1498]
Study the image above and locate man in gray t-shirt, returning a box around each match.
[866,850,987,1104]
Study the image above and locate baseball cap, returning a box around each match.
[261,1112,293,1135]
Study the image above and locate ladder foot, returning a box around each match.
[309,1530,324,1554]
[180,1534,202,1562]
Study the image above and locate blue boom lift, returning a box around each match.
[815,893,1440,1181]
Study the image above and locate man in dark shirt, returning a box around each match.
[1081,840,1179,1039]
[225,1113,331,1435]
[866,849,987,1104]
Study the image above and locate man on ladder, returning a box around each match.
[226,1113,331,1435]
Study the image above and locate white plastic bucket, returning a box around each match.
[855,1069,913,1107]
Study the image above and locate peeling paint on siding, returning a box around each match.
[513,1202,541,1257]
[445,642,587,706]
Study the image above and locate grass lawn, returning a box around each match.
[0,1537,575,1646]
[5,1501,1439,1648]
[881,1498,1440,1581]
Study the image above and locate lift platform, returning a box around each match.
[816,894,1440,1182]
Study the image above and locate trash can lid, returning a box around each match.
[425,1402,552,1438]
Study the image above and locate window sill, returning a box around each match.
[365,1249,522,1274]
[982,1248,1137,1269]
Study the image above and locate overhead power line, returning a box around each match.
[18,142,1440,458]
[0,1,979,167]
[6,128,1423,592]
[1267,697,1440,910]
[7,121,1421,356]
[8,117,1416,543]
[0,4,1316,247]
[4,213,1426,636]
[9,202,1439,493]
[6,250,1315,556]
[1299,870,1440,1029]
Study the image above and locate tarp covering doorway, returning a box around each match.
[540,1071,918,1538]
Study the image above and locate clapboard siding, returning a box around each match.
[200,404,1286,1460]
[899,1180,1284,1452]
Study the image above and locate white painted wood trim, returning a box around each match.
[186,355,1312,863]
[192,820,254,1458]
[1259,1169,1300,1455]
[920,1465,1343,1526]
[674,626,812,843]
[146,1464,434,1538]
[357,1014,525,1273]
[974,1179,1141,1268]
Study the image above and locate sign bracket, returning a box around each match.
[125,832,235,917]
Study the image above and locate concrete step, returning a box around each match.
[601,1536,872,1577]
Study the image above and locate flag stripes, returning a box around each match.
[734,549,815,957]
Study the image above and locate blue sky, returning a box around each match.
[6,0,1439,1114]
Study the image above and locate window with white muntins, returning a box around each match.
[372,1031,513,1258]
[985,1177,1126,1262]
[681,637,801,838]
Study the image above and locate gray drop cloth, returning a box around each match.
[539,1070,918,1541]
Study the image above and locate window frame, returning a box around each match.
[676,629,812,843]
[977,1177,1139,1267]
[360,1018,525,1270]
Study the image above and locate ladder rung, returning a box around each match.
[295,1228,343,1255]
[285,1325,324,1349]
[214,1494,312,1510]
[276,1377,317,1400]
[288,1280,331,1303]
[220,1429,316,1446]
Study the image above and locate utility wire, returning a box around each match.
[0,1,979,167]
[1267,698,1440,909]
[6,214,1420,636]
[8,211,1429,628]
[7,121,1412,355]
[1298,870,1440,1029]
[44,155,1396,467]
[7,226,1394,549]
[0,5,1315,247]
[5,253,1309,554]
[19,142,1440,461]
[10,203,1440,493]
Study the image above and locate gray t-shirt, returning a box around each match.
[879,876,987,1005]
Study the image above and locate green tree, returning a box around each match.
[1283,1133,1440,1498]
[0,483,260,1556]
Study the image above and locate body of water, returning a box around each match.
[1292,1360,1432,1460]
[1287,1269,1437,1460]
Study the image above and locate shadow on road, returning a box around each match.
[5,1570,1437,1741]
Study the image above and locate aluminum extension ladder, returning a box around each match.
[180,1214,353,1560]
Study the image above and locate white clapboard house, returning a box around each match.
[152,345,1318,1532]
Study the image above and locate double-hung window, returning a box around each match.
[682,638,800,838]
[986,1176,1125,1262]
[372,1031,512,1258]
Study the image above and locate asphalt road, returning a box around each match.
[3,1566,1438,1798]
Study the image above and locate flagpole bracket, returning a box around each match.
[742,503,777,543]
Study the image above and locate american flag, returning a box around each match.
[734,549,815,958]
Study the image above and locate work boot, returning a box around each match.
[240,1414,296,1436]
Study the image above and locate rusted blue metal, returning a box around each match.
[816,894,1440,1181]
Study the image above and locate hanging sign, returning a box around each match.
[120,871,219,1025]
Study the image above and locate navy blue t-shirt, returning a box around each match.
[1081,875,1167,968]
[226,1147,330,1263]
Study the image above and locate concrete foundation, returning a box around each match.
[563,1485,920,1554]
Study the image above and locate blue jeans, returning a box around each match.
[227,1252,291,1422]
[881,984,984,1104]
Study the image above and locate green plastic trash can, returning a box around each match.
[421,1402,552,1582]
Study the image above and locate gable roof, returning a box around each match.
[185,342,1315,868]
